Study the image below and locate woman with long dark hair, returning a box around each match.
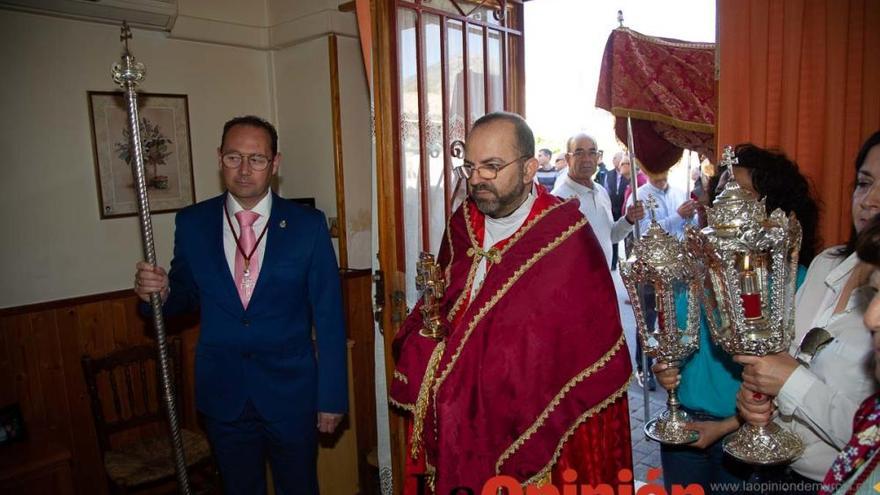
[736,131,880,493]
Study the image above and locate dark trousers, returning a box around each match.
[202,400,318,495]
[611,242,620,270]
[660,409,753,494]
[636,283,656,374]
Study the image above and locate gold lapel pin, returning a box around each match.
[279,220,287,229]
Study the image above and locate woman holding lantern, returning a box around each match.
[736,131,880,492]
[818,213,880,494]
[652,144,821,493]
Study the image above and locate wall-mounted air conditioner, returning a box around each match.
[0,0,178,31]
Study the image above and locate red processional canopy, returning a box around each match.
[596,27,717,173]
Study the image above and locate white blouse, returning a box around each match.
[776,248,877,481]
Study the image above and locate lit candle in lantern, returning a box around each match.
[740,254,762,319]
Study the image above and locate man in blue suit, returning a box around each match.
[134,115,347,494]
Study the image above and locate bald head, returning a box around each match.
[565,133,601,186]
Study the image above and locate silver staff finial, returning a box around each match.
[112,22,145,88]
[721,145,738,168]
[617,10,624,28]
[110,19,191,495]
[120,21,133,55]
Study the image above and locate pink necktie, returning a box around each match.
[234,210,260,308]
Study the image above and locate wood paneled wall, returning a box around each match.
[0,290,200,495]
[0,269,375,495]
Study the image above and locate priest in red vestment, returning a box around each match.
[390,112,633,494]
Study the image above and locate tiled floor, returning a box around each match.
[628,376,668,483]
[610,265,668,485]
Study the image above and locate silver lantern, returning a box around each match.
[621,205,704,445]
[692,145,804,464]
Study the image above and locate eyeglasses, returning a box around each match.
[455,155,531,180]
[567,149,603,159]
[221,152,273,171]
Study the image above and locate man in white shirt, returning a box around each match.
[626,169,698,240]
[552,133,645,268]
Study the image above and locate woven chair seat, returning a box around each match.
[104,429,211,488]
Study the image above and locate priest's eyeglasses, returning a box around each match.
[221,152,272,171]
[455,155,531,180]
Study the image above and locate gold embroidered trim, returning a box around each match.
[522,378,632,486]
[495,334,626,473]
[433,217,588,395]
[425,460,437,493]
[394,369,409,385]
[617,26,716,50]
[443,207,457,283]
[388,396,415,412]
[530,471,552,488]
[447,206,479,323]
[494,198,571,259]
[411,341,446,458]
[463,200,478,247]
[448,258,478,323]
[446,203,480,322]
[609,106,714,134]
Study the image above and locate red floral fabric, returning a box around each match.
[597,27,716,173]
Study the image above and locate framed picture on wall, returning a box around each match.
[88,91,196,218]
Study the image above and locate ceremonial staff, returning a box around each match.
[626,115,651,423]
[112,22,192,494]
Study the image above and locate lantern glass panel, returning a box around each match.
[671,279,691,335]
[637,282,661,352]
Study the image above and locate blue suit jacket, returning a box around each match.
[158,192,348,422]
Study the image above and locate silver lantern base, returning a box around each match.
[644,407,700,445]
[723,422,804,465]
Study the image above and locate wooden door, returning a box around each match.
[371,0,525,491]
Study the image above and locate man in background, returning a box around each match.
[535,147,558,191]
[603,151,630,270]
[552,134,644,269]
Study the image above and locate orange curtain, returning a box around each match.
[717,0,880,248]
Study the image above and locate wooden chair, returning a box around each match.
[81,339,215,494]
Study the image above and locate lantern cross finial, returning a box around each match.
[645,194,659,221]
[721,145,738,169]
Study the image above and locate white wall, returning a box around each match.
[272,37,338,228]
[0,9,272,307]
[337,36,373,269]
[0,2,373,308]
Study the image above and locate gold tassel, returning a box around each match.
[411,340,446,458]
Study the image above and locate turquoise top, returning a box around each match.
[676,266,807,418]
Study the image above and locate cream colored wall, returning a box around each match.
[272,37,338,229]
[0,3,373,308]
[0,9,272,308]
[337,36,373,270]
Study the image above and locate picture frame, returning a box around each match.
[88,91,196,218]
[0,403,26,446]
